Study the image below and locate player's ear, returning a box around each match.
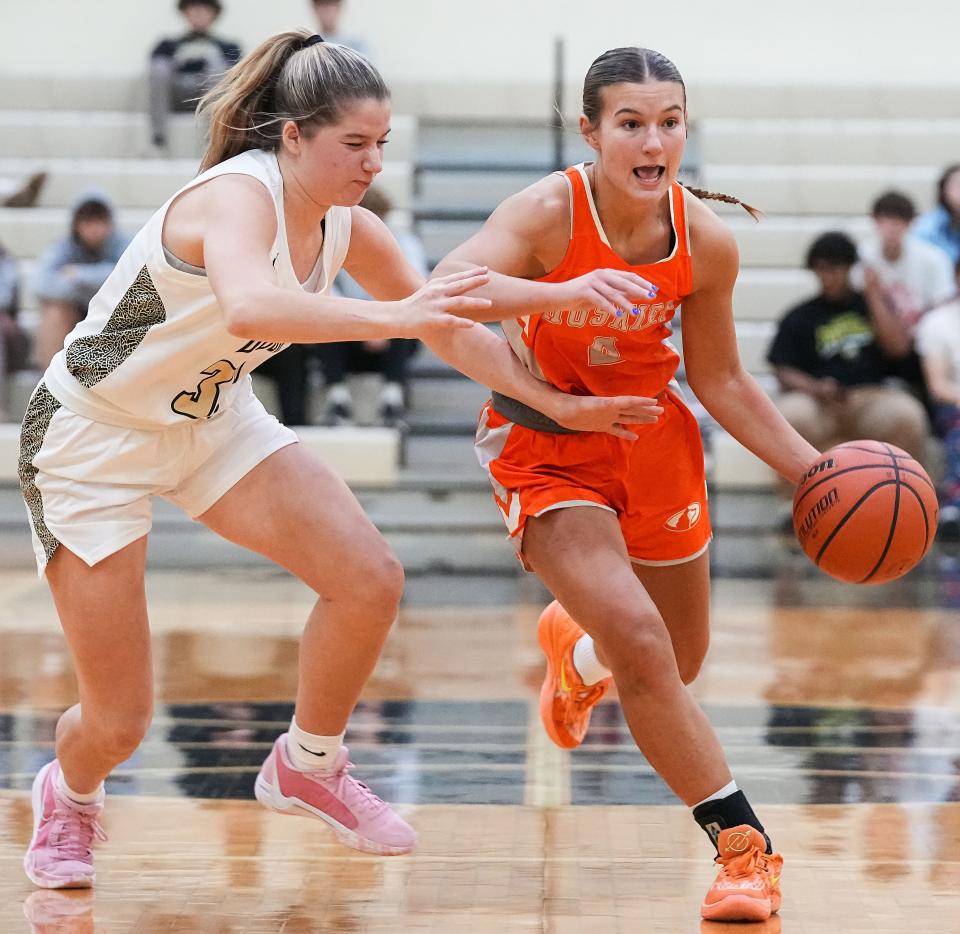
[280,119,302,155]
[579,114,600,153]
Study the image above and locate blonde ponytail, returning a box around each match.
[197,30,388,173]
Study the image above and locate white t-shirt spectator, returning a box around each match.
[916,298,960,381]
[852,236,956,334]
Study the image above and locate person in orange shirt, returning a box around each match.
[434,47,820,923]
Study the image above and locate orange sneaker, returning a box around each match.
[537,600,611,749]
[700,825,783,922]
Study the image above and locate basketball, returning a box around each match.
[792,440,938,584]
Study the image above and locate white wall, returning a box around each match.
[2,0,958,87]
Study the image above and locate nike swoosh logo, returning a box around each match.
[770,874,780,888]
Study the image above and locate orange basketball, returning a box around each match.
[792,440,938,584]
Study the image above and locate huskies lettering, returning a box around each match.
[542,302,676,333]
[237,340,285,354]
[796,487,839,542]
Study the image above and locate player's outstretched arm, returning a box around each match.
[680,200,819,482]
[201,175,480,343]
[347,208,662,438]
[432,177,658,322]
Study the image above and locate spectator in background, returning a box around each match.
[914,164,960,266]
[148,0,241,152]
[916,259,960,537]
[33,192,128,370]
[318,187,427,426]
[767,232,928,483]
[854,190,956,423]
[0,240,30,419]
[310,0,369,55]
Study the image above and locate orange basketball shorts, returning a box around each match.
[475,388,712,566]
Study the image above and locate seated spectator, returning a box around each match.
[916,259,960,538]
[914,164,960,266]
[0,172,47,208]
[767,232,928,484]
[0,240,31,419]
[316,187,427,427]
[33,192,128,370]
[854,190,956,422]
[148,0,241,152]
[310,0,369,55]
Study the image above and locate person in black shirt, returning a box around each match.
[767,231,928,471]
[148,0,242,152]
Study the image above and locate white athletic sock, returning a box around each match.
[692,779,739,811]
[572,634,612,685]
[287,717,344,772]
[56,771,104,806]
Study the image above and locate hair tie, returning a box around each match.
[303,34,325,48]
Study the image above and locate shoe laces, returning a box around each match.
[49,807,107,862]
[313,758,387,816]
[717,846,767,881]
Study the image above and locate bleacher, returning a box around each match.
[0,72,951,572]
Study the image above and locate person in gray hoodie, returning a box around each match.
[33,191,128,369]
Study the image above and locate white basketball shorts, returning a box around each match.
[18,381,298,575]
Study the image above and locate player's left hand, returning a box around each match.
[548,393,663,439]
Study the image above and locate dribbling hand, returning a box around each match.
[397,268,492,338]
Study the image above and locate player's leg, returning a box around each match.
[25,538,153,888]
[524,505,731,804]
[523,507,781,921]
[195,443,414,854]
[632,552,711,684]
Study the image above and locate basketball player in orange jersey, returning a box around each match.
[433,47,822,923]
[18,32,665,890]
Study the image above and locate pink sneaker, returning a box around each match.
[23,762,107,889]
[255,734,416,856]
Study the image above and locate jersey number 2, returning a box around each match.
[588,336,622,366]
[171,359,240,419]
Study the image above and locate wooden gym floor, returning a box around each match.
[1,557,959,933]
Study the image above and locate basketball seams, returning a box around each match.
[860,451,901,583]
[899,481,933,554]
[793,463,934,516]
[813,478,897,567]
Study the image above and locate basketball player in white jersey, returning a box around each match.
[19,31,662,888]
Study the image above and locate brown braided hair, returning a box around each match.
[681,185,763,221]
[583,48,762,222]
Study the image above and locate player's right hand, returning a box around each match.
[549,393,663,440]
[395,268,492,337]
[554,268,659,318]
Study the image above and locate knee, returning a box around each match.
[326,548,405,617]
[602,613,677,689]
[90,707,152,763]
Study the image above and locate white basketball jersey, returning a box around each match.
[43,149,351,428]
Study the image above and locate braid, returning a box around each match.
[682,185,763,222]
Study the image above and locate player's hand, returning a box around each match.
[552,268,659,319]
[394,268,492,338]
[547,393,663,440]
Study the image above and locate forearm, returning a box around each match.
[227,286,406,343]
[432,259,560,322]
[695,369,820,482]
[422,322,562,415]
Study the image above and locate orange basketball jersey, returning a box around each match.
[501,164,693,399]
